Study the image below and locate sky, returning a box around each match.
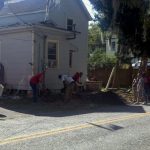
[82,0,95,18]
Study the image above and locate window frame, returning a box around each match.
[46,40,59,69]
[111,41,116,51]
[67,18,73,31]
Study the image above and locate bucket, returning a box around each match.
[0,84,4,96]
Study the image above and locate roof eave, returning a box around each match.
[0,25,33,34]
[0,24,81,36]
[35,25,81,34]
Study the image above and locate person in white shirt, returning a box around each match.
[58,74,75,102]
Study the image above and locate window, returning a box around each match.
[47,41,58,68]
[111,41,116,51]
[67,19,73,31]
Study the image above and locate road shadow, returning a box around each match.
[87,122,124,131]
[0,91,146,117]
[0,114,7,121]
[0,114,6,118]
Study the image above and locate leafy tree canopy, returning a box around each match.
[89,0,113,31]
[88,23,105,52]
[88,49,117,69]
[89,0,150,58]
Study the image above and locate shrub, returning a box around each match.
[88,49,117,70]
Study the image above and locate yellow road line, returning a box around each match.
[0,112,150,146]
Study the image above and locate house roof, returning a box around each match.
[0,0,91,27]
[0,0,50,27]
[0,0,46,16]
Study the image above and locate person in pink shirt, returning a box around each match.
[72,72,83,83]
[72,72,83,93]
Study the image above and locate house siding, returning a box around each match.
[106,34,118,55]
[0,0,89,90]
[43,0,89,89]
[0,31,33,90]
[61,0,89,81]
[34,27,88,90]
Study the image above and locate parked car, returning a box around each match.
[132,60,150,69]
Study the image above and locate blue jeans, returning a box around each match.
[30,82,38,102]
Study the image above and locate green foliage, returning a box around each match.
[89,0,113,30]
[89,0,150,58]
[88,24,105,52]
[88,49,117,70]
[116,0,146,57]
[119,0,145,8]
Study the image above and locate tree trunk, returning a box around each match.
[139,54,148,75]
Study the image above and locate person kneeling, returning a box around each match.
[58,74,75,103]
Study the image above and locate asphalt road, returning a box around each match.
[0,104,150,150]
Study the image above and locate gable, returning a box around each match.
[0,0,91,28]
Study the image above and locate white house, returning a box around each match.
[106,34,118,56]
[0,0,91,90]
